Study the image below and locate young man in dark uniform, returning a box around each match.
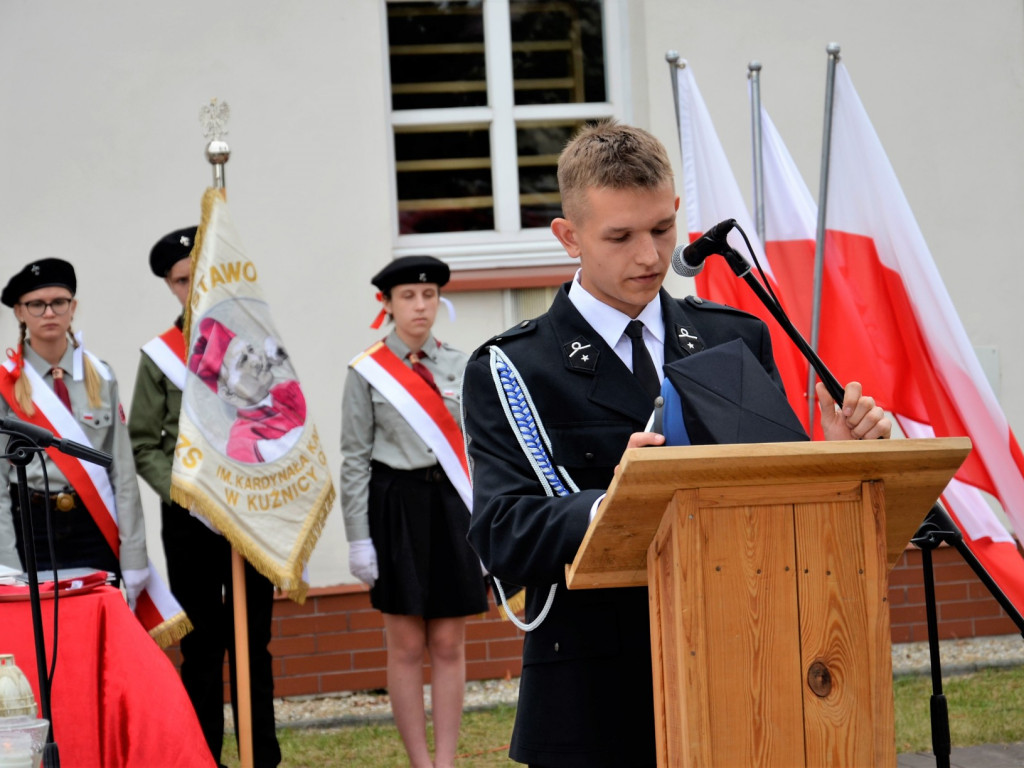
[462,122,891,767]
[128,228,282,768]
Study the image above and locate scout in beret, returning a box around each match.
[0,257,150,614]
[343,253,486,767]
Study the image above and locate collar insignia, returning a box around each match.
[675,323,705,356]
[563,336,598,372]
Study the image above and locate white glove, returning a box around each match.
[122,568,150,611]
[348,539,378,588]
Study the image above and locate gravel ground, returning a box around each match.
[233,633,1024,731]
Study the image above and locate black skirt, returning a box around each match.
[368,461,487,618]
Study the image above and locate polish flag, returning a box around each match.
[760,61,1024,610]
[675,62,811,428]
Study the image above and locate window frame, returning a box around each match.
[382,0,630,271]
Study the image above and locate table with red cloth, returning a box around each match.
[1,584,215,768]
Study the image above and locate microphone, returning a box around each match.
[1,415,113,468]
[671,218,737,277]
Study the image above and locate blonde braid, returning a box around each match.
[13,322,34,416]
[68,325,102,408]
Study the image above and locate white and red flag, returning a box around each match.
[757,62,1024,610]
[674,62,812,429]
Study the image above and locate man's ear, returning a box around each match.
[551,217,582,260]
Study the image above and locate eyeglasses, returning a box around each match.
[19,298,73,317]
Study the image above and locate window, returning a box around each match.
[385,0,627,270]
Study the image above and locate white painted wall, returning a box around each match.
[2,1,1020,588]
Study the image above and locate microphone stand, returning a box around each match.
[911,504,1024,768]
[2,422,113,768]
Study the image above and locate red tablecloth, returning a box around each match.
[2,585,215,768]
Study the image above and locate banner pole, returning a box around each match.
[808,43,841,431]
[748,61,765,245]
[199,99,255,768]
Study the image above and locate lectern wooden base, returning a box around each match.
[567,438,971,768]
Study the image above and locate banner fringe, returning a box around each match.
[148,612,194,649]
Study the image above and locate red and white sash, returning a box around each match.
[141,326,187,390]
[349,341,471,511]
[0,355,189,646]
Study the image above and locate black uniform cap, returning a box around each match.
[662,338,809,445]
[371,255,450,294]
[150,226,198,277]
[2,258,77,307]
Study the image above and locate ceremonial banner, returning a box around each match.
[1,356,190,647]
[751,62,1024,610]
[171,188,334,602]
[675,63,811,428]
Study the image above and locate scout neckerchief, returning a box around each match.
[141,325,186,390]
[0,348,190,647]
[349,339,471,511]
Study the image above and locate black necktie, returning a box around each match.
[624,320,661,401]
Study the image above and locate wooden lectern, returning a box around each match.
[566,437,971,768]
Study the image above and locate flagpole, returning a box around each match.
[200,99,255,768]
[666,51,682,147]
[748,61,766,245]
[808,43,841,431]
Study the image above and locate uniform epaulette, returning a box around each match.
[470,319,539,361]
[682,294,757,319]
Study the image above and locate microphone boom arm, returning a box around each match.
[717,245,846,407]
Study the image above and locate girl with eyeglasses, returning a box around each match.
[0,258,150,610]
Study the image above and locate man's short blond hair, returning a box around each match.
[557,121,674,221]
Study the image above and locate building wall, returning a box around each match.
[2,1,1021,595]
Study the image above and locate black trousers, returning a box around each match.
[161,501,281,768]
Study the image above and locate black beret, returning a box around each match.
[150,226,198,277]
[371,255,450,293]
[2,259,77,308]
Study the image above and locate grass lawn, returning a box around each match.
[222,666,1024,767]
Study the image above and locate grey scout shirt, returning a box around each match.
[0,342,147,572]
[339,331,467,541]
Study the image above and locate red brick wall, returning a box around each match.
[164,544,1019,699]
[888,545,1019,643]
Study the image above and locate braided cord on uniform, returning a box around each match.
[485,346,567,631]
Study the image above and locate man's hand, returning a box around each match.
[614,431,666,476]
[817,381,892,441]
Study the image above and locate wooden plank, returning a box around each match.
[676,499,804,766]
[794,482,895,766]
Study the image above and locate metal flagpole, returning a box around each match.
[808,43,842,431]
[666,51,683,149]
[748,61,766,246]
[198,98,255,768]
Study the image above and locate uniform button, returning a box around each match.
[693,296,704,304]
[584,452,595,461]
[654,396,664,408]
[520,320,530,328]
[554,642,560,653]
